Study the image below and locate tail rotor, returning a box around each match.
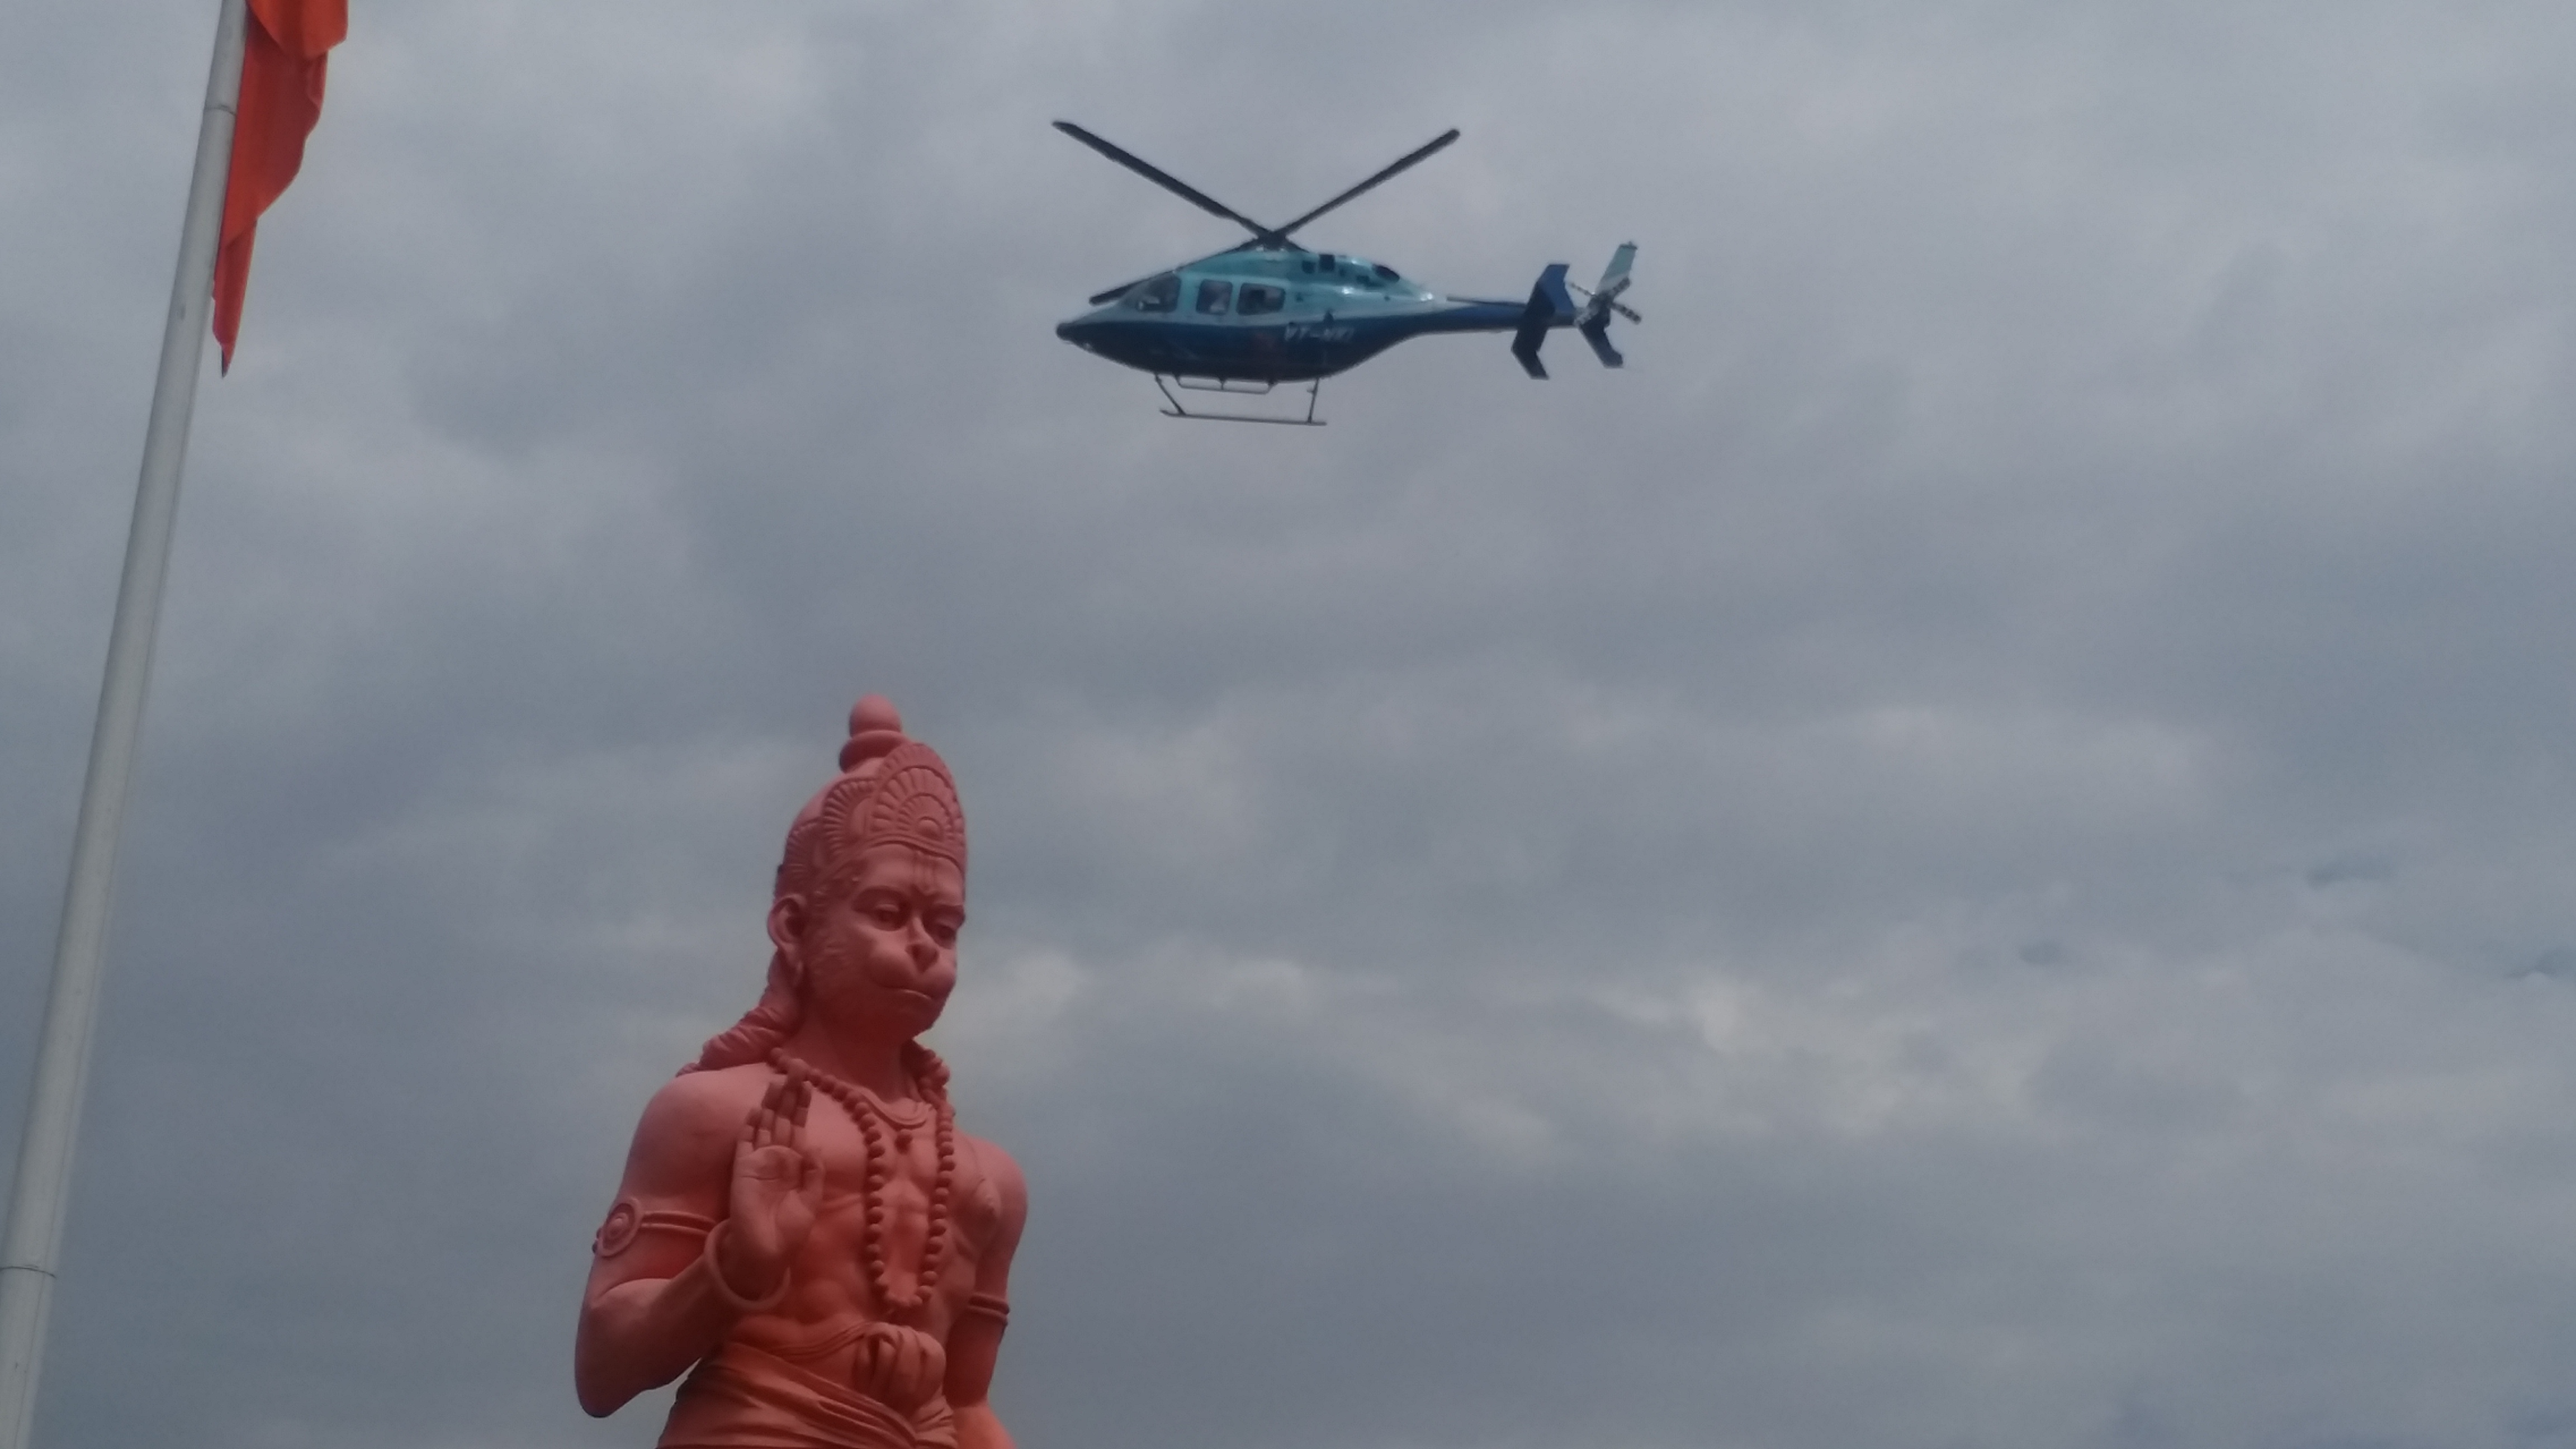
[1569,242,1640,367]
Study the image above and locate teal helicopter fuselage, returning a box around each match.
[1055,246,1551,384]
[1046,120,1633,411]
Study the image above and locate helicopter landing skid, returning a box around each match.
[1155,375,1325,427]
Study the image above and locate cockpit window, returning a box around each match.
[1195,279,1233,315]
[1373,263,1401,282]
[1130,273,1181,312]
[1238,283,1285,315]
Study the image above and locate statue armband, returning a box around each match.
[962,1292,1010,1326]
[593,1199,717,1258]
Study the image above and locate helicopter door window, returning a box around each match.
[1237,283,1284,316]
[1130,273,1181,312]
[1195,279,1233,315]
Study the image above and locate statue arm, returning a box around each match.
[575,1072,778,1417]
[946,1142,1029,1449]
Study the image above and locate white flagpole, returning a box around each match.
[0,1,249,1443]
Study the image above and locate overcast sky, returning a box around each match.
[8,2,2576,1447]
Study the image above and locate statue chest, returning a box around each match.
[795,1114,1003,1306]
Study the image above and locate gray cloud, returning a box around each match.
[10,2,2576,1448]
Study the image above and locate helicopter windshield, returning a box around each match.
[1129,273,1181,312]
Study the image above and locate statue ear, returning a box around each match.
[768,894,809,961]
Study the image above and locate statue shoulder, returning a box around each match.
[960,1131,1028,1226]
[618,1064,768,1196]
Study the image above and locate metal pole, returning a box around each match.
[0,1,247,1443]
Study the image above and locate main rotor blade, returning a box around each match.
[1271,128,1460,240]
[1087,274,1153,306]
[1054,121,1280,243]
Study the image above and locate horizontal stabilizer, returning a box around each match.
[1512,337,1547,379]
[1512,263,1573,380]
[1580,316,1623,368]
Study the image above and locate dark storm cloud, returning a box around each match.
[11,2,2576,1448]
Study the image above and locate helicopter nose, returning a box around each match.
[1055,318,1098,351]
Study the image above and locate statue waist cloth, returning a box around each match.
[660,1339,957,1449]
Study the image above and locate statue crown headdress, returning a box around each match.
[775,695,968,905]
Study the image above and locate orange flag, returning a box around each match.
[212,0,347,372]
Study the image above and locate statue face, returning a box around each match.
[795,841,964,1041]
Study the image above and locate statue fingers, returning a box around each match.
[772,1087,801,1153]
[771,1080,814,1165]
[853,1324,946,1412]
[742,1074,785,1145]
[911,1334,947,1398]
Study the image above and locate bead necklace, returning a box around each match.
[770,1049,955,1315]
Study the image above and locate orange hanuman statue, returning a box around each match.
[577,698,1027,1449]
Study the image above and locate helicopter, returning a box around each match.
[1052,121,1639,425]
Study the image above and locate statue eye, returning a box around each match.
[868,902,907,929]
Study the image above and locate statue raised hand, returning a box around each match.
[712,1068,824,1303]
